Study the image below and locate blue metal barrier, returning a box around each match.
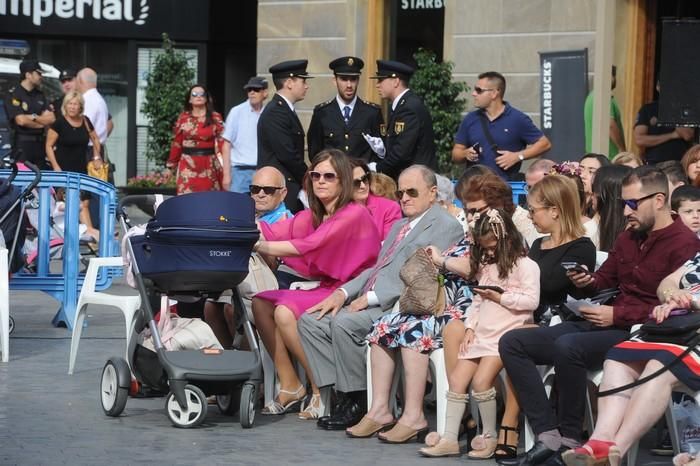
[2,170,118,329]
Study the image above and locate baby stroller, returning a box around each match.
[100,191,263,428]
[0,158,41,334]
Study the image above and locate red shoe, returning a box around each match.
[561,439,618,466]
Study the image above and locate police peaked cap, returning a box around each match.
[329,56,364,76]
[370,60,414,80]
[269,60,313,80]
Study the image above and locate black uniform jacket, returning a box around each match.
[257,93,308,186]
[377,90,437,179]
[307,96,383,162]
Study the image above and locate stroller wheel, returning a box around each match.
[216,385,241,416]
[165,384,207,428]
[239,382,257,429]
[100,357,130,417]
[8,316,14,334]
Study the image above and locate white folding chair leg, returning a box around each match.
[429,349,448,435]
[68,303,89,375]
[666,396,681,456]
[261,341,276,406]
[0,248,9,363]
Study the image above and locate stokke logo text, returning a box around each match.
[210,250,231,257]
[0,0,150,27]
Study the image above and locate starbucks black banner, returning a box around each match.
[539,49,588,162]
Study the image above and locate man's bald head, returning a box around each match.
[525,158,555,190]
[251,166,287,215]
[77,68,97,92]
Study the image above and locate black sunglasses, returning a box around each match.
[309,171,338,182]
[249,185,283,195]
[623,192,664,210]
[353,173,370,188]
[395,188,420,199]
[466,205,490,216]
[247,88,263,93]
[473,86,495,94]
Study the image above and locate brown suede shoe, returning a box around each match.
[345,415,395,438]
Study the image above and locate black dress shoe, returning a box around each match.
[321,398,367,431]
[541,447,568,466]
[317,393,348,428]
[498,441,557,466]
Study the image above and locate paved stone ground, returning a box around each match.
[0,282,669,465]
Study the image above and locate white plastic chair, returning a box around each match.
[68,256,141,374]
[0,248,9,363]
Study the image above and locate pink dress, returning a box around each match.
[256,203,381,319]
[460,256,540,359]
[364,194,402,241]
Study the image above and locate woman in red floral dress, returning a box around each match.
[166,84,227,194]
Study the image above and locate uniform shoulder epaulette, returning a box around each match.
[314,99,334,110]
[358,97,380,108]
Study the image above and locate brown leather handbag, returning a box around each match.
[398,248,446,316]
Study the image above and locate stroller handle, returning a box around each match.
[22,161,42,193]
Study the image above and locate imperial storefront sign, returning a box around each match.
[0,0,209,40]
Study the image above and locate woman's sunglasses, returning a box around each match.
[249,185,283,195]
[466,205,489,216]
[353,173,370,188]
[191,91,207,97]
[309,171,338,182]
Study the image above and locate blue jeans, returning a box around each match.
[230,166,256,193]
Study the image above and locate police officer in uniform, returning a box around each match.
[369,60,436,179]
[307,56,383,162]
[4,60,55,166]
[258,59,313,213]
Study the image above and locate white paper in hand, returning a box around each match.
[362,133,386,158]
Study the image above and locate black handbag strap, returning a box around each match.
[598,334,700,397]
[478,113,499,155]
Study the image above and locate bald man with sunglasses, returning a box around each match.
[452,71,551,181]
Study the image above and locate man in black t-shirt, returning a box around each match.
[634,83,693,164]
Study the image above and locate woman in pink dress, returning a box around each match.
[349,158,402,241]
[253,149,381,420]
[420,209,540,459]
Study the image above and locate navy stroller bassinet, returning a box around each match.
[130,191,259,294]
[0,178,26,273]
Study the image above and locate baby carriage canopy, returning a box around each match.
[129,191,259,295]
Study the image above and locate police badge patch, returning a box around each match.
[21,102,28,111]
[395,121,405,134]
[11,99,20,107]
[380,124,387,136]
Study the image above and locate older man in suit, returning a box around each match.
[257,59,313,212]
[299,164,463,429]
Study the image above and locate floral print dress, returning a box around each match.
[167,111,225,194]
[366,237,473,353]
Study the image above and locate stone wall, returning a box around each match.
[257,0,371,131]
[444,0,598,124]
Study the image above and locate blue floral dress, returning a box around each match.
[366,237,473,353]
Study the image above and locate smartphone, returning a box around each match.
[561,262,588,274]
[471,142,481,152]
[471,285,504,294]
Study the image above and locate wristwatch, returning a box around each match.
[31,113,37,121]
[518,152,525,162]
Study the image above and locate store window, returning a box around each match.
[28,39,129,184]
[136,47,198,176]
